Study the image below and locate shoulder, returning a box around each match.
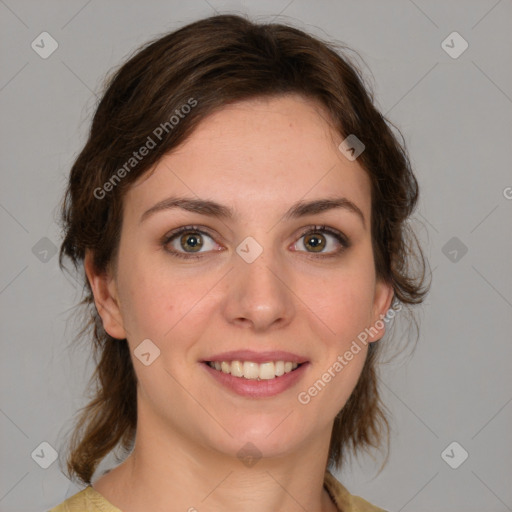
[48,486,122,512]
[324,470,389,512]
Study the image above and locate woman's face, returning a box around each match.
[88,94,393,461]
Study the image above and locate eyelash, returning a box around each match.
[161,224,350,260]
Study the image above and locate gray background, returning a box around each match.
[1,1,511,511]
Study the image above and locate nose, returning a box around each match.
[221,247,296,333]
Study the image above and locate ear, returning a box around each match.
[367,278,395,343]
[84,249,127,340]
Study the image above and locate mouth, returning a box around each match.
[201,355,310,398]
[204,360,304,381]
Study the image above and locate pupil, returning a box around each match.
[306,233,325,252]
[181,232,203,252]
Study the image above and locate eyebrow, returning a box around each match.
[139,196,366,228]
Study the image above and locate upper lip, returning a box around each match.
[203,350,308,364]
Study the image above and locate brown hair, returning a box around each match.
[58,13,430,485]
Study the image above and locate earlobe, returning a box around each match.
[368,279,395,343]
[84,250,127,340]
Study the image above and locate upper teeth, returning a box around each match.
[208,360,299,380]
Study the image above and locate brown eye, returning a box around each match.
[179,231,204,252]
[303,232,326,252]
[293,225,349,257]
[162,225,221,259]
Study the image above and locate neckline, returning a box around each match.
[85,469,346,511]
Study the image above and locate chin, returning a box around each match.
[206,415,307,460]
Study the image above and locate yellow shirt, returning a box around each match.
[48,470,387,511]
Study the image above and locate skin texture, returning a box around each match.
[85,94,394,512]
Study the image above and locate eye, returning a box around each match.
[162,225,221,259]
[162,224,350,260]
[292,225,349,257]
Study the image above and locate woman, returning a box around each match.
[50,13,429,512]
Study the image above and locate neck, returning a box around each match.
[92,411,338,512]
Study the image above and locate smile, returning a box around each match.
[202,359,309,398]
[206,360,301,380]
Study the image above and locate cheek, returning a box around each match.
[115,253,175,341]
[298,339,368,419]
[298,263,376,345]
[116,253,213,347]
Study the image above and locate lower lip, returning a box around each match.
[201,362,309,398]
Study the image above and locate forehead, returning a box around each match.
[126,95,372,224]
